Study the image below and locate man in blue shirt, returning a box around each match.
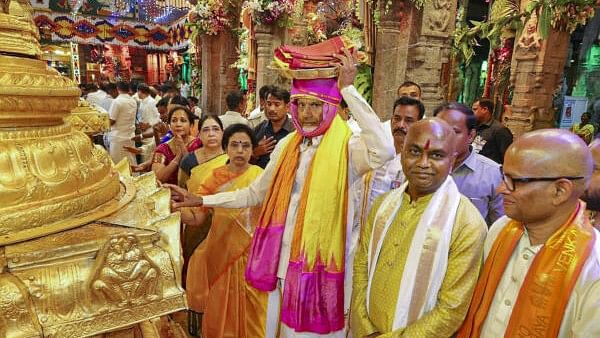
[435,102,504,225]
[252,87,295,168]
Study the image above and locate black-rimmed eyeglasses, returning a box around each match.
[500,167,585,192]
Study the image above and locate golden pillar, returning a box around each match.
[0,1,187,336]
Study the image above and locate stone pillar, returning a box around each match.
[372,0,408,119]
[200,30,239,115]
[372,0,457,118]
[405,0,458,115]
[255,24,277,97]
[504,7,570,136]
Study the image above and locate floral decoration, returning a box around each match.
[188,0,232,37]
[34,13,190,50]
[231,28,250,70]
[243,0,297,26]
[489,38,514,104]
[306,13,328,44]
[550,2,595,33]
[306,0,363,45]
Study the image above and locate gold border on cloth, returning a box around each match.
[268,64,338,80]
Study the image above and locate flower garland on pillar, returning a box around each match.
[187,0,233,37]
[490,38,514,105]
[244,0,298,26]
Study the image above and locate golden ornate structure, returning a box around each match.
[67,99,110,136]
[0,1,187,336]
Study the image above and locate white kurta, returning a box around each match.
[108,93,137,165]
[202,85,394,337]
[138,96,161,162]
[481,216,600,338]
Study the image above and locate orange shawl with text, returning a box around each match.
[457,201,595,337]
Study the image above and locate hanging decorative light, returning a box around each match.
[138,0,191,24]
[112,0,136,16]
[68,0,84,15]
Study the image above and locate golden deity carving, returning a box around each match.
[91,234,162,310]
[0,1,187,336]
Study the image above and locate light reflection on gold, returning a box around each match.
[0,1,186,336]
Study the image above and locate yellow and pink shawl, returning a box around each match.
[245,115,351,333]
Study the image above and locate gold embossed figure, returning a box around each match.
[92,235,162,310]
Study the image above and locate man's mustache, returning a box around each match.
[393,128,406,135]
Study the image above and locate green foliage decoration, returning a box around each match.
[453,0,597,64]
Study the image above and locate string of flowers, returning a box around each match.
[243,0,297,26]
[188,0,232,38]
[231,28,249,70]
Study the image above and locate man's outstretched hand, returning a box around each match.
[164,184,203,209]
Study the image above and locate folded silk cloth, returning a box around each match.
[273,36,365,78]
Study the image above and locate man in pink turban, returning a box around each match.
[169,37,394,337]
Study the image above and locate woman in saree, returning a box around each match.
[181,124,269,338]
[178,115,228,275]
[178,115,227,190]
[151,106,201,184]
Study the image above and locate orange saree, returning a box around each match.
[186,164,268,338]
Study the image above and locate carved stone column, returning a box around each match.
[372,0,407,119]
[405,0,458,114]
[372,0,457,118]
[201,30,240,115]
[255,24,277,97]
[504,6,570,136]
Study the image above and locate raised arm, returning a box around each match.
[332,48,394,178]
[342,85,394,177]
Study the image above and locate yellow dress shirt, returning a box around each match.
[351,191,487,338]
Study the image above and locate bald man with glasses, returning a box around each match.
[457,129,600,338]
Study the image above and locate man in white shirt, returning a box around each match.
[180,81,190,98]
[134,83,161,162]
[247,84,273,128]
[98,83,117,113]
[457,129,600,338]
[396,80,422,100]
[380,81,423,152]
[86,83,107,108]
[219,90,250,130]
[150,85,161,102]
[351,96,424,231]
[108,81,137,165]
[168,45,394,337]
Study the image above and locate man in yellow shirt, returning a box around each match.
[572,112,595,144]
[352,119,488,337]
